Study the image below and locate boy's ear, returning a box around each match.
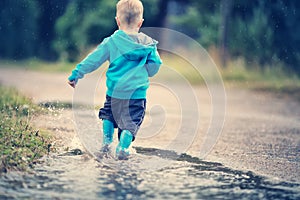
[115,17,121,27]
[137,19,144,28]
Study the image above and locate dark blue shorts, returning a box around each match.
[99,95,146,141]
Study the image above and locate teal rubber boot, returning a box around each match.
[116,130,133,160]
[101,120,114,153]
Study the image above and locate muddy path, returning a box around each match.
[0,67,299,186]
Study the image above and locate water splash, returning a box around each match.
[0,147,299,199]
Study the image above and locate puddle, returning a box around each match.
[0,147,299,199]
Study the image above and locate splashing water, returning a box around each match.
[0,147,299,200]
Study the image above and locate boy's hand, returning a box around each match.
[68,80,76,88]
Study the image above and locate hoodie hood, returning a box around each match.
[110,30,158,60]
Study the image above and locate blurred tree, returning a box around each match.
[219,0,233,67]
[140,0,160,27]
[171,0,300,74]
[0,0,39,59]
[53,0,162,62]
[0,0,299,74]
[268,0,300,73]
[229,1,274,66]
[54,0,118,62]
[154,0,169,27]
[36,0,69,60]
[229,0,300,73]
[169,0,220,48]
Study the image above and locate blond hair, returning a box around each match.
[116,0,143,27]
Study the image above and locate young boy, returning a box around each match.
[68,0,162,160]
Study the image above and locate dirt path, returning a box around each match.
[0,67,299,183]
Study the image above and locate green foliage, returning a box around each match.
[229,0,300,73]
[0,0,39,59]
[229,2,274,65]
[0,87,36,117]
[170,1,220,48]
[0,0,299,74]
[268,0,300,73]
[173,0,300,75]
[54,0,118,62]
[35,0,69,60]
[141,0,160,27]
[53,0,162,61]
[0,86,50,172]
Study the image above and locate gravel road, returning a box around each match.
[0,67,299,183]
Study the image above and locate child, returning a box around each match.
[68,0,162,160]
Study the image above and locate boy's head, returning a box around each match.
[116,0,144,30]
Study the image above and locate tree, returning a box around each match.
[229,1,274,66]
[169,0,220,48]
[137,0,160,27]
[36,0,69,60]
[219,0,233,67]
[269,0,300,73]
[229,0,300,73]
[54,0,118,62]
[0,0,39,59]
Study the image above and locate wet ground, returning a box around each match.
[0,147,299,200]
[0,68,300,199]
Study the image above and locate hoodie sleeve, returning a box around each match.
[68,38,110,82]
[145,47,162,77]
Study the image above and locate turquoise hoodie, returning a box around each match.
[68,30,162,99]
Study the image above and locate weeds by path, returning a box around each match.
[0,86,51,173]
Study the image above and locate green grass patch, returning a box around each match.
[221,58,300,101]
[222,58,300,87]
[0,86,51,173]
[0,59,74,73]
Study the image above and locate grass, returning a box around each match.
[0,86,51,173]
[0,59,74,73]
[160,52,299,86]
[220,58,300,100]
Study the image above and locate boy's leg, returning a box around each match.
[116,130,133,160]
[112,98,146,160]
[99,95,118,154]
[101,119,114,153]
